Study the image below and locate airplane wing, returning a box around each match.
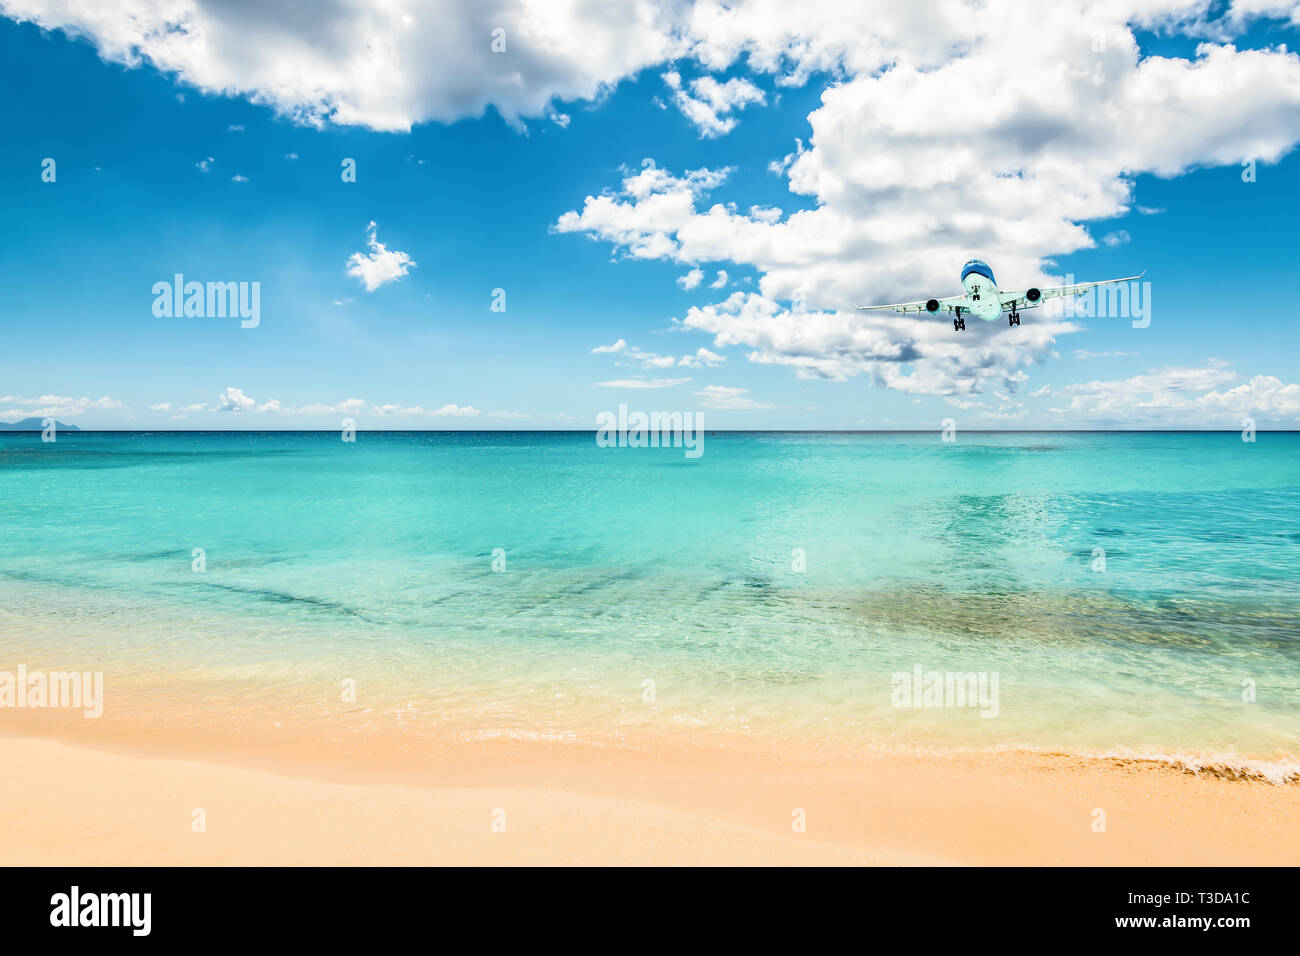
[1000,273,1145,311]
[855,293,967,314]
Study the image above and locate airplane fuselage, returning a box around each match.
[855,258,1138,333]
[960,259,1002,321]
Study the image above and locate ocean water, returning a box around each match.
[0,430,1296,776]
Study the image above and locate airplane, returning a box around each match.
[856,259,1144,331]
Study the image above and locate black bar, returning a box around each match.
[0,866,1288,942]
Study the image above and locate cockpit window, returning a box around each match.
[961,259,995,283]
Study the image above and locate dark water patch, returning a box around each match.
[0,566,100,591]
[555,565,658,596]
[202,553,300,571]
[388,585,483,606]
[191,581,385,624]
[0,446,300,472]
[950,444,1064,455]
[119,548,190,562]
[697,578,735,597]
[1186,529,1248,542]
[844,582,1300,654]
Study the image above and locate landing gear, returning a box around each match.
[1008,310,1020,327]
[953,308,966,332]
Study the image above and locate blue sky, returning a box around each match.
[3,1,1300,428]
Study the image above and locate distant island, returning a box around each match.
[0,417,80,431]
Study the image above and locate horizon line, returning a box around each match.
[3,428,1295,435]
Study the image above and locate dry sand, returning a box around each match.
[1,730,1296,866]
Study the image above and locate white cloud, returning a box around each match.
[708,269,729,288]
[148,402,171,411]
[678,347,725,367]
[181,395,483,418]
[8,0,1295,141]
[591,338,680,368]
[1227,1,1300,29]
[12,1,1300,420]
[294,398,369,416]
[693,384,773,408]
[677,290,1069,396]
[195,156,214,172]
[216,386,255,412]
[555,5,1300,400]
[231,173,249,182]
[768,138,806,175]
[663,70,765,137]
[0,394,125,419]
[677,268,705,290]
[1045,362,1300,425]
[0,0,685,132]
[553,161,731,260]
[365,402,479,416]
[594,377,692,388]
[1102,230,1131,246]
[346,221,416,291]
[1073,349,1136,359]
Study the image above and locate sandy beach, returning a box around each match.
[4,431,1299,868]
[3,729,1296,866]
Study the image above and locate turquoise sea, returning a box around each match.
[0,431,1296,778]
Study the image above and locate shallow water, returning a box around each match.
[0,430,1296,773]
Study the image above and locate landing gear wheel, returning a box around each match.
[953,313,966,331]
[1008,311,1020,327]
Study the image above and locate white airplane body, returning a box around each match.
[857,259,1143,331]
